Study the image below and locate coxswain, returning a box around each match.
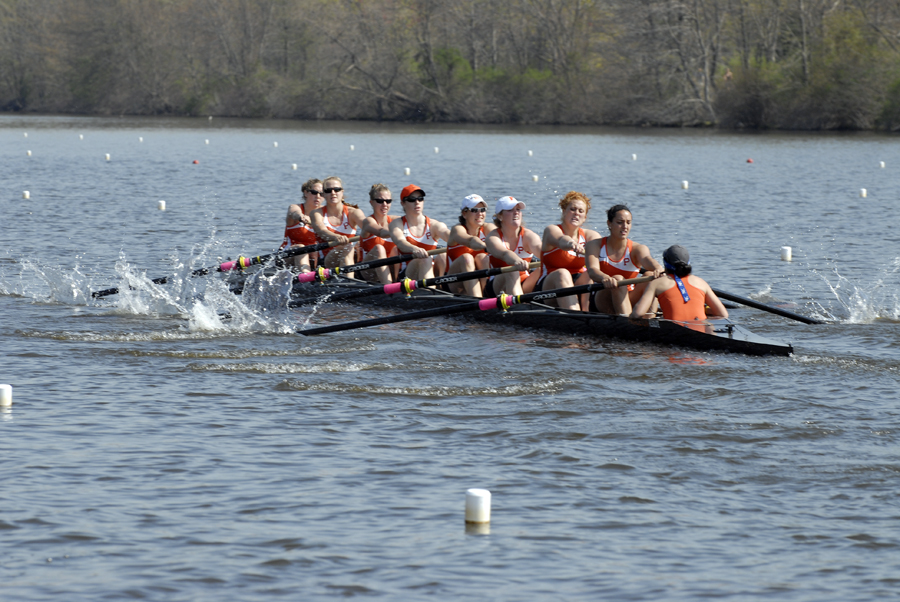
[281,178,323,272]
[535,191,600,310]
[631,245,728,321]
[445,194,496,296]
[484,196,541,297]
[310,176,366,275]
[388,184,450,280]
[358,183,399,284]
[585,204,663,315]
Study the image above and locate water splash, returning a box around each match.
[807,258,900,323]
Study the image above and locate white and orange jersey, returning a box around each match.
[281,205,317,249]
[541,227,586,277]
[597,237,641,290]
[317,206,357,257]
[402,216,438,251]
[489,228,533,269]
[448,227,486,262]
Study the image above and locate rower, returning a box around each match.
[281,178,323,272]
[484,196,541,297]
[535,191,600,310]
[388,184,450,280]
[631,245,728,321]
[445,194,496,296]
[585,204,662,315]
[310,176,366,276]
[358,183,400,284]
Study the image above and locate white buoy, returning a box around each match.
[682,180,689,190]
[532,175,539,182]
[23,132,27,138]
[79,134,84,140]
[0,384,11,407]
[273,141,278,147]
[880,161,885,168]
[350,145,354,151]
[139,137,143,142]
[404,167,411,176]
[292,164,298,170]
[26,150,31,156]
[860,188,867,198]
[781,246,792,262]
[23,191,30,199]
[205,139,209,145]
[434,147,439,154]
[208,115,213,120]
[465,489,491,524]
[528,150,533,156]
[105,153,111,161]
[632,154,637,160]
[157,200,166,211]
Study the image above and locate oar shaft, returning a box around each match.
[711,288,823,325]
[300,301,483,335]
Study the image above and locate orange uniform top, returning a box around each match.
[317,206,356,258]
[489,229,534,282]
[657,276,708,321]
[597,237,641,291]
[360,214,397,255]
[281,205,317,249]
[401,216,438,251]
[540,227,585,277]
[447,227,486,262]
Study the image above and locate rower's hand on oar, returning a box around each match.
[602,276,620,289]
[569,240,585,255]
[513,257,530,271]
[410,247,428,259]
[332,235,350,245]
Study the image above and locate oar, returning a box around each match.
[711,288,824,325]
[294,248,448,285]
[299,275,654,336]
[90,237,359,298]
[292,259,538,306]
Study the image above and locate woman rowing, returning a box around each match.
[484,196,541,297]
[445,194,496,296]
[388,184,450,280]
[310,176,366,275]
[358,183,399,284]
[631,245,728,321]
[585,204,662,315]
[534,191,600,310]
[281,178,323,272]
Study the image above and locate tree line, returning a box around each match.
[2,0,900,130]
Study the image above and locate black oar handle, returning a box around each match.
[711,288,824,325]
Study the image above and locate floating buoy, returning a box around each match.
[273,142,278,147]
[79,134,84,140]
[0,384,11,407]
[208,115,213,120]
[532,174,539,182]
[350,145,354,151]
[880,161,885,168]
[632,154,637,160]
[860,188,867,198]
[205,139,209,145]
[22,191,30,199]
[404,167,411,176]
[23,132,27,138]
[26,150,31,156]
[139,137,143,142]
[465,489,491,524]
[747,158,753,163]
[105,153,111,161]
[158,200,166,211]
[781,246,792,262]
[528,150,533,156]
[434,147,439,154]
[292,163,298,170]
[682,180,689,190]
[192,160,199,164]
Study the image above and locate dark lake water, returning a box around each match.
[1,115,898,600]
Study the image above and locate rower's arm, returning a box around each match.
[701,280,729,319]
[388,218,425,256]
[635,243,663,278]
[485,232,524,268]
[630,281,659,318]
[310,209,343,243]
[584,239,611,283]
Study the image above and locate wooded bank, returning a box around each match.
[3,0,900,130]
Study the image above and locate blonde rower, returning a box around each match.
[358,183,399,284]
[281,178,323,272]
[535,191,600,310]
[388,184,450,280]
[585,204,662,315]
[310,176,366,275]
[446,194,496,296]
[484,196,541,297]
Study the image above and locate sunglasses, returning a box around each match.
[466,207,487,213]
[305,190,324,196]
[403,196,425,203]
[372,198,392,204]
[323,187,343,194]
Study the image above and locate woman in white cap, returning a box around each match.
[445,194,497,296]
[631,245,728,321]
[535,191,601,310]
[388,184,451,280]
[484,196,541,297]
[585,204,662,315]
[358,183,399,284]
[310,176,366,274]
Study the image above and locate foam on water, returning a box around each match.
[809,257,900,323]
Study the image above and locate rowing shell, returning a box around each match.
[290,278,794,357]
